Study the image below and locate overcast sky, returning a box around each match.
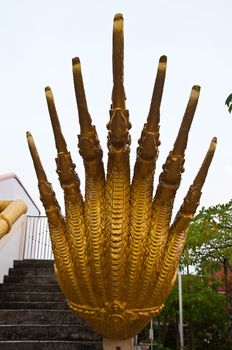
[0,0,231,215]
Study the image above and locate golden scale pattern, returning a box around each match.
[27,14,217,339]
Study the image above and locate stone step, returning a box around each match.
[0,310,84,325]
[9,267,54,276]
[14,260,54,268]
[0,301,69,310]
[1,259,102,348]
[0,340,102,350]
[0,292,65,302]
[0,283,60,292]
[4,275,56,284]
[0,324,101,341]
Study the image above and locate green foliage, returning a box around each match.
[183,199,232,272]
[150,201,232,348]
[225,94,232,113]
[182,277,227,349]
[157,275,228,350]
[180,200,232,348]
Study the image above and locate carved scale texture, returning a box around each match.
[151,229,187,306]
[29,117,216,339]
[127,170,153,306]
[105,153,130,302]
[49,219,82,305]
[137,201,171,307]
[84,165,106,303]
[65,197,96,306]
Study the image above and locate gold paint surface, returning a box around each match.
[0,200,27,238]
[27,14,217,339]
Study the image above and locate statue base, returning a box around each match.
[103,338,134,350]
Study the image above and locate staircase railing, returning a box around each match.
[23,216,53,260]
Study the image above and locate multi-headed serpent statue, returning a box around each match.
[27,14,216,341]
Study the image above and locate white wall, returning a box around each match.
[0,214,27,283]
[0,174,41,281]
[0,173,40,215]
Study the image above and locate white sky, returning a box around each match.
[0,0,231,215]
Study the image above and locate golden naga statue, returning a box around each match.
[27,14,216,339]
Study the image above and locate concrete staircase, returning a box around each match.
[0,259,102,349]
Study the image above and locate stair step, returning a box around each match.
[4,275,56,284]
[0,340,102,350]
[14,260,54,268]
[1,259,102,347]
[0,325,101,341]
[0,310,84,325]
[9,267,54,276]
[0,301,69,310]
[0,292,65,302]
[0,283,60,292]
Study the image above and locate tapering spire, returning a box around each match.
[146,55,167,133]
[26,131,49,182]
[45,87,68,153]
[173,85,200,156]
[72,57,94,135]
[192,137,217,189]
[111,13,126,109]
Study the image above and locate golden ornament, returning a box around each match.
[27,13,216,339]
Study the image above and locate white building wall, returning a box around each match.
[0,173,40,215]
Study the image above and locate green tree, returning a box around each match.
[156,275,228,350]
[225,94,232,113]
[183,200,232,347]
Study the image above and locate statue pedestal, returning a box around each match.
[103,338,134,350]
